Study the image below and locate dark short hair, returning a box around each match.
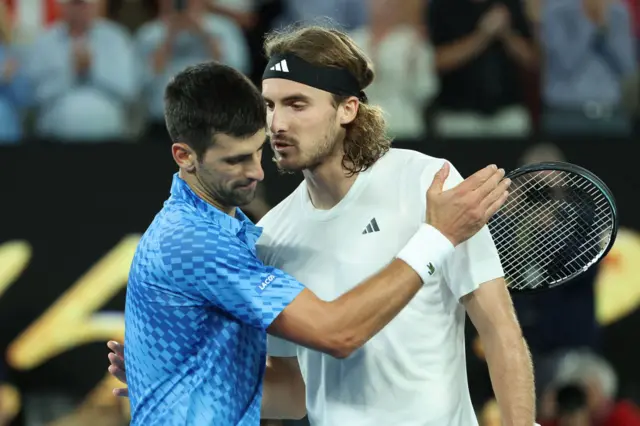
[164,62,266,158]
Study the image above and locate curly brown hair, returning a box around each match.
[264,25,391,176]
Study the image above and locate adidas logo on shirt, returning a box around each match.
[362,218,380,234]
[269,59,289,73]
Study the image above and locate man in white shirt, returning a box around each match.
[108,25,535,426]
[254,26,534,425]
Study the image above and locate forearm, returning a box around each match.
[483,329,535,426]
[261,357,306,420]
[435,31,492,72]
[268,225,454,358]
[323,259,423,357]
[501,32,538,70]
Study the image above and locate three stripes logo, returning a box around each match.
[362,218,381,234]
[269,59,290,73]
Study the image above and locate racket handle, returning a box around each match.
[397,224,455,283]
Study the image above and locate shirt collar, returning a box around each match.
[169,173,262,246]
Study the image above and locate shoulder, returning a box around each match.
[374,148,453,182]
[155,205,238,260]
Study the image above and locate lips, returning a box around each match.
[272,139,294,153]
[272,139,291,147]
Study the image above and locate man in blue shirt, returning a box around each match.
[120,61,509,425]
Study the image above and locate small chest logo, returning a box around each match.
[362,218,381,234]
[256,274,276,293]
[427,262,435,276]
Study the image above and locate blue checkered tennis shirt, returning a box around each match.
[124,173,305,425]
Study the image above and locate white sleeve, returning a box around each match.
[419,160,505,301]
[267,335,298,357]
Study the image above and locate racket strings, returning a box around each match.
[488,170,614,291]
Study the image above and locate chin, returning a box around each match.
[274,157,305,174]
[230,189,257,207]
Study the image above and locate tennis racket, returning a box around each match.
[487,161,618,294]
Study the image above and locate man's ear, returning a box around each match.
[171,143,197,173]
[338,96,360,126]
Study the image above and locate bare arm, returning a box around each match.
[268,259,425,358]
[435,31,493,72]
[261,356,306,420]
[464,278,535,426]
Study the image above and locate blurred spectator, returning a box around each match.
[540,0,637,137]
[623,0,640,58]
[136,0,250,141]
[428,0,537,138]
[540,351,640,426]
[0,1,30,144]
[350,0,438,139]
[209,0,258,30]
[552,384,591,426]
[272,0,367,32]
[27,0,138,142]
[6,0,61,45]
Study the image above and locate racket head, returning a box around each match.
[488,161,618,295]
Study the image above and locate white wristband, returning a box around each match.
[397,224,455,283]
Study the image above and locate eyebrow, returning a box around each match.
[263,93,312,104]
[221,136,269,162]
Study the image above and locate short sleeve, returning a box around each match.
[163,224,305,330]
[419,160,505,301]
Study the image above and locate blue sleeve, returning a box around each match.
[89,25,140,102]
[164,225,305,330]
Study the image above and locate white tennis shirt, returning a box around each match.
[256,148,504,426]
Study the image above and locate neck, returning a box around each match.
[302,152,358,210]
[178,169,236,217]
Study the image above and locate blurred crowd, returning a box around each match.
[0,0,638,145]
[1,0,639,425]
